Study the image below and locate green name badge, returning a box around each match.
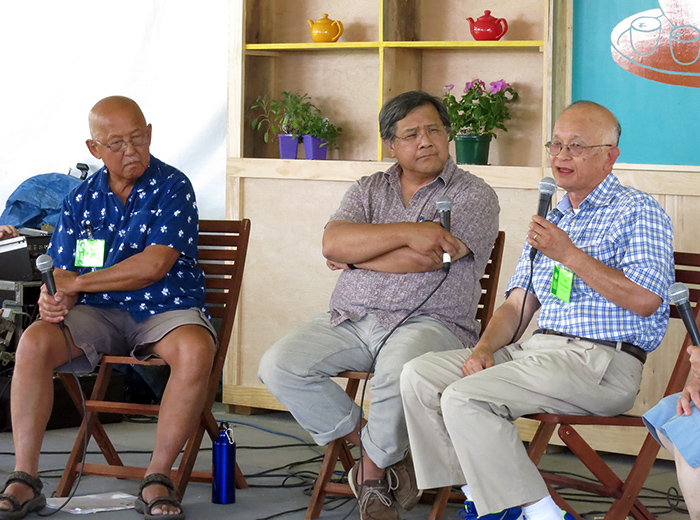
[551,264,574,303]
[75,239,105,268]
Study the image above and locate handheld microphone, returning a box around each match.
[669,282,700,347]
[529,177,558,260]
[436,195,453,271]
[36,254,57,296]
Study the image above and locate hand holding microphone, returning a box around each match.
[36,254,57,296]
[36,254,69,326]
[529,177,557,260]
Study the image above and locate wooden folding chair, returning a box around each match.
[55,219,251,499]
[305,231,506,520]
[522,251,700,520]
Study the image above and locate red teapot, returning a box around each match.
[467,10,508,41]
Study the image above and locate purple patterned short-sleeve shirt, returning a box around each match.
[48,155,205,322]
[328,157,499,347]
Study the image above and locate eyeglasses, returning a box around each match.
[394,126,447,144]
[94,133,149,153]
[545,141,613,157]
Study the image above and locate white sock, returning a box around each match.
[522,496,563,520]
[461,484,474,501]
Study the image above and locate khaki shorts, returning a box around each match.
[56,306,217,373]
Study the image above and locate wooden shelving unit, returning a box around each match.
[234,0,550,165]
[223,0,558,416]
[223,0,700,460]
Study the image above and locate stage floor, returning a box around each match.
[0,403,688,520]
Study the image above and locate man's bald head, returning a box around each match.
[89,96,147,140]
[560,100,621,147]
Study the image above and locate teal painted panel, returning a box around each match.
[572,0,700,166]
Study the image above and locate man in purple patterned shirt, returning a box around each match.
[259,91,499,520]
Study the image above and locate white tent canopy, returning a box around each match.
[0,0,229,220]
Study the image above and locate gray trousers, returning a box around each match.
[400,334,644,514]
[258,312,463,468]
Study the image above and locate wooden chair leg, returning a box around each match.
[527,422,557,465]
[427,486,453,520]
[558,425,624,491]
[604,436,660,520]
[55,370,125,497]
[306,439,346,520]
[338,442,355,473]
[548,484,582,520]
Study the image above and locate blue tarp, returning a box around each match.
[0,173,83,229]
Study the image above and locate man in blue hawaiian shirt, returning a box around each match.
[0,96,215,520]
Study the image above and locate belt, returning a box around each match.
[533,329,647,364]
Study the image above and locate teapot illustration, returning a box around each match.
[308,13,344,43]
[467,10,508,41]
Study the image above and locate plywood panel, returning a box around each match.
[225,159,544,393]
[235,177,351,388]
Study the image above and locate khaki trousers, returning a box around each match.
[400,334,644,514]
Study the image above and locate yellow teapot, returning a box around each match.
[308,13,343,43]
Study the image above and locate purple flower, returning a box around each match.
[444,84,455,91]
[489,79,510,93]
[464,79,485,93]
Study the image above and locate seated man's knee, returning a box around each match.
[15,321,68,370]
[440,380,483,418]
[400,352,441,387]
[257,343,286,386]
[163,326,215,376]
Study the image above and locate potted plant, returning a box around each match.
[250,91,316,159]
[443,79,519,164]
[300,112,342,160]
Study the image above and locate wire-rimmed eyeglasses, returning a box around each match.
[94,133,149,153]
[545,141,613,157]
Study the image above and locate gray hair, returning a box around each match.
[379,91,452,141]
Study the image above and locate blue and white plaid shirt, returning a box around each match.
[507,173,674,352]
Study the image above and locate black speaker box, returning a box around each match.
[0,372,124,432]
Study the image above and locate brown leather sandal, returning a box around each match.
[134,473,185,520]
[0,471,46,520]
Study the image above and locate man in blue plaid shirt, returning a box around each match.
[401,101,675,520]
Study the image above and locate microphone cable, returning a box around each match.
[507,255,536,346]
[353,267,450,501]
[508,178,555,346]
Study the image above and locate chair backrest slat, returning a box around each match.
[475,231,506,336]
[197,219,251,393]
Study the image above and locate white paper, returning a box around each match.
[45,492,136,514]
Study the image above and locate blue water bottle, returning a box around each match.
[212,422,236,504]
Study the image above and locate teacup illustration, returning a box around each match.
[670,24,700,65]
[630,16,663,56]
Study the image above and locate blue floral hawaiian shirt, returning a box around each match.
[48,155,205,322]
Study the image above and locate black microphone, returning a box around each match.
[436,195,453,271]
[36,254,57,296]
[529,177,558,260]
[669,282,700,347]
